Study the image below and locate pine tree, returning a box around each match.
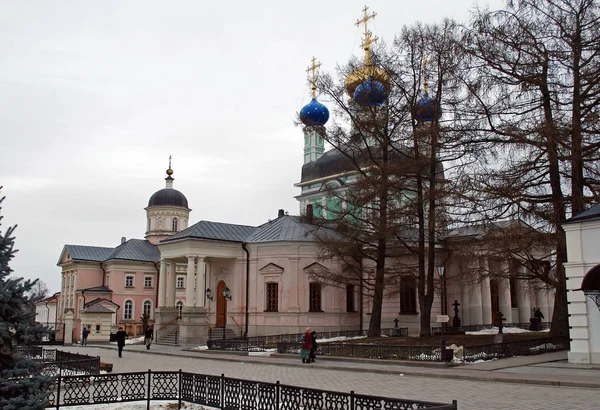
[0,188,54,410]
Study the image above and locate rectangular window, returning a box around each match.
[309,283,322,312]
[176,276,185,289]
[144,276,153,288]
[346,284,356,312]
[124,301,133,320]
[265,283,278,312]
[125,275,134,288]
[400,276,417,313]
[95,325,100,334]
[106,274,110,288]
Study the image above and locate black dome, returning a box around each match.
[148,188,189,208]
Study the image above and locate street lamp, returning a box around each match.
[437,263,447,361]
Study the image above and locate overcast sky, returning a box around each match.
[1,0,504,294]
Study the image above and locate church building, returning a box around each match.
[53,8,554,346]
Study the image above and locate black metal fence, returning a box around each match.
[462,337,569,362]
[431,322,551,334]
[276,342,444,361]
[17,346,100,375]
[208,328,408,350]
[45,370,458,409]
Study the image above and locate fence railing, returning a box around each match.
[431,322,551,334]
[276,342,445,361]
[45,370,458,409]
[17,346,100,375]
[462,337,569,362]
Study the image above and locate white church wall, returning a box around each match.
[588,298,600,363]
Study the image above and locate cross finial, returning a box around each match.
[168,155,172,169]
[355,6,378,65]
[306,56,322,99]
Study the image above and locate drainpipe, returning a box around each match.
[359,256,364,334]
[242,242,250,339]
[154,261,160,311]
[100,262,106,286]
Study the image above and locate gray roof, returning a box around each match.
[443,220,528,240]
[165,220,257,243]
[62,240,159,266]
[247,216,317,243]
[83,298,118,313]
[164,216,321,244]
[106,239,160,262]
[64,245,114,262]
[77,286,112,293]
[563,203,600,224]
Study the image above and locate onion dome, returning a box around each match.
[345,65,390,97]
[147,165,189,208]
[413,93,441,123]
[300,98,330,127]
[354,76,387,106]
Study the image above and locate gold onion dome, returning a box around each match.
[345,65,390,97]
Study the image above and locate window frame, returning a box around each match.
[346,284,356,313]
[124,300,133,320]
[399,276,417,314]
[125,275,134,288]
[176,276,185,289]
[144,276,153,288]
[309,282,323,312]
[265,282,279,312]
[143,300,152,318]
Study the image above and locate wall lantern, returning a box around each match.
[205,288,214,301]
[222,286,232,301]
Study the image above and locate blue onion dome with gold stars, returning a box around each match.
[354,76,387,107]
[300,98,330,126]
[413,92,442,123]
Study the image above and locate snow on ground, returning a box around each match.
[190,335,368,351]
[466,327,550,335]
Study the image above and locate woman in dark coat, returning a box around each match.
[300,328,312,363]
[309,331,318,362]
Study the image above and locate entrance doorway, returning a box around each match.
[216,280,227,327]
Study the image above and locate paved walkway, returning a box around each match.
[64,343,598,410]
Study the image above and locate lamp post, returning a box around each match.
[437,263,446,361]
[221,287,232,340]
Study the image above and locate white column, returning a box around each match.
[168,261,177,307]
[461,284,470,326]
[158,259,167,307]
[536,282,549,320]
[516,278,530,323]
[194,258,206,307]
[186,256,196,307]
[481,261,492,325]
[546,288,554,322]
[469,281,483,325]
[499,277,513,323]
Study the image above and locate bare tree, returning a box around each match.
[458,0,600,336]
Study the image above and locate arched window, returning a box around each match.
[176,301,184,317]
[158,217,163,230]
[124,300,133,320]
[143,300,152,318]
[400,276,417,313]
[172,217,178,231]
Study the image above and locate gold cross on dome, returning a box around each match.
[306,56,322,98]
[356,6,378,64]
[356,6,377,39]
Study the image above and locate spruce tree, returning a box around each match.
[0,188,54,410]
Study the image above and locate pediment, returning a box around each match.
[57,246,72,265]
[303,262,329,274]
[259,263,284,275]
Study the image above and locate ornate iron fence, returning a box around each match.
[17,347,100,375]
[276,342,444,361]
[462,337,570,362]
[45,370,458,409]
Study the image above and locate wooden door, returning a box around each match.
[216,281,227,327]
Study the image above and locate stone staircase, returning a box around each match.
[208,327,239,340]
[156,330,179,346]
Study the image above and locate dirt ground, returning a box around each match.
[337,332,550,347]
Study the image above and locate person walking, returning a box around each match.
[309,331,318,363]
[144,326,154,350]
[300,327,312,363]
[81,326,89,346]
[115,327,127,358]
